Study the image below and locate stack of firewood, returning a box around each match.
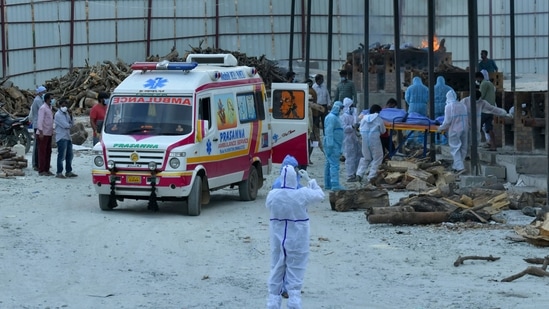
[0,147,27,178]
[1,44,288,117]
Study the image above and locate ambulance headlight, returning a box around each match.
[148,162,157,171]
[169,157,180,169]
[94,156,104,167]
[107,160,116,170]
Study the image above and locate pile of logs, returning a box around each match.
[0,147,27,178]
[366,186,512,225]
[182,42,288,85]
[373,159,456,191]
[1,43,288,117]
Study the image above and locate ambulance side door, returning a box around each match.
[270,83,309,165]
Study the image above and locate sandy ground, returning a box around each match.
[1,138,549,309]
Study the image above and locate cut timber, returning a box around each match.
[442,197,471,209]
[367,211,449,225]
[405,168,435,184]
[424,165,446,175]
[424,187,442,197]
[384,172,403,185]
[393,195,458,213]
[329,189,390,212]
[366,205,415,216]
[460,195,474,207]
[435,171,455,187]
[539,213,549,237]
[406,178,431,192]
[385,160,418,172]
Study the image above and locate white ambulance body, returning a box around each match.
[91,54,309,216]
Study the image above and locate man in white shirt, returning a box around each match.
[312,74,330,134]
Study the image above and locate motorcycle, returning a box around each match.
[0,102,32,153]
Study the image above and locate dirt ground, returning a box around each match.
[1,138,549,309]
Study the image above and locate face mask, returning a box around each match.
[61,106,68,112]
[475,80,480,86]
[51,99,56,107]
[340,77,346,82]
[103,99,110,105]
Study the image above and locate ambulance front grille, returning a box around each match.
[107,148,165,168]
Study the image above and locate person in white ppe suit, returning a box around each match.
[356,104,386,185]
[461,90,512,145]
[437,90,469,174]
[340,98,361,182]
[266,165,325,309]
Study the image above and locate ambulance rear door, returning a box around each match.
[269,83,309,165]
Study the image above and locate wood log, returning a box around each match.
[385,160,419,172]
[366,205,415,215]
[394,195,459,213]
[522,117,545,127]
[539,213,549,237]
[405,168,435,184]
[406,178,432,191]
[329,189,390,212]
[367,211,449,225]
[384,172,403,185]
[460,195,474,207]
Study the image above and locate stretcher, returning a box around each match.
[384,117,440,159]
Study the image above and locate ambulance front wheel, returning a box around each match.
[99,194,114,211]
[239,166,259,201]
[187,176,202,216]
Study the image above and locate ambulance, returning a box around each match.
[91,54,309,216]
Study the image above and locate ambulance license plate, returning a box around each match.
[127,176,141,184]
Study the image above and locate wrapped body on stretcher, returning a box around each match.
[361,108,440,158]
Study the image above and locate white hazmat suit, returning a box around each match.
[438,90,469,172]
[266,166,325,309]
[340,98,361,181]
[356,110,386,182]
[461,95,512,144]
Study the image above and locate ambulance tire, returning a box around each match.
[239,166,259,201]
[99,194,114,211]
[187,176,202,216]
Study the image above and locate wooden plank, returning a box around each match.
[442,197,471,209]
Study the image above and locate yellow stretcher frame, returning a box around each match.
[384,117,440,158]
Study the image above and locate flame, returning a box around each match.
[420,35,440,50]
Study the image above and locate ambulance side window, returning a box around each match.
[236,92,265,123]
[199,97,212,129]
[272,90,305,120]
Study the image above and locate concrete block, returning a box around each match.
[497,155,547,175]
[481,165,506,179]
[516,174,548,192]
[459,175,498,188]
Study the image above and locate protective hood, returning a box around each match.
[481,69,489,81]
[364,113,380,123]
[412,76,423,85]
[280,165,298,189]
[446,89,458,105]
[435,76,446,86]
[281,154,298,168]
[331,101,343,115]
[343,97,353,108]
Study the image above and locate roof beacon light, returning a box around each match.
[245,67,257,77]
[131,61,198,71]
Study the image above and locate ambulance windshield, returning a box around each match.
[104,96,193,135]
